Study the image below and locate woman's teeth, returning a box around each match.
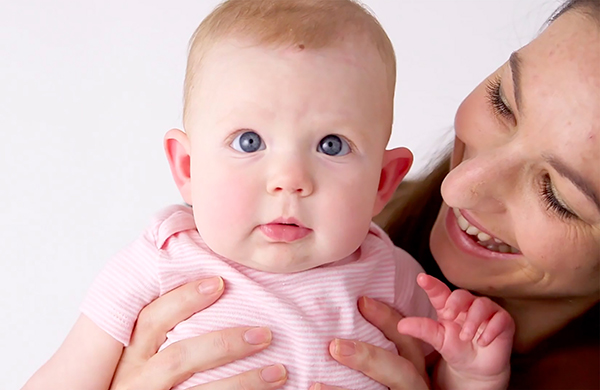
[452,208,520,254]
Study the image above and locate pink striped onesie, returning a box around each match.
[81,205,435,389]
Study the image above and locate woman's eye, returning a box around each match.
[317,135,351,156]
[231,131,265,153]
[540,174,577,220]
[485,75,514,121]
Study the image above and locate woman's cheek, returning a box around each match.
[516,219,600,296]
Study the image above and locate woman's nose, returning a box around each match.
[266,156,314,197]
[441,150,519,213]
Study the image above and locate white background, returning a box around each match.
[2,0,559,387]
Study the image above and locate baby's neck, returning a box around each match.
[498,295,597,352]
[320,248,362,269]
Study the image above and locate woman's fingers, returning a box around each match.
[111,277,227,390]
[188,364,287,390]
[328,339,429,390]
[110,277,278,390]
[111,327,272,390]
[129,277,225,358]
[126,326,274,390]
[358,297,426,378]
[309,384,347,390]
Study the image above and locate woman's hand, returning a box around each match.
[109,277,287,390]
[312,297,430,390]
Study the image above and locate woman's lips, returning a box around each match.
[444,206,520,259]
[259,223,312,242]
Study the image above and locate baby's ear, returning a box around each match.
[164,129,193,205]
[373,147,413,216]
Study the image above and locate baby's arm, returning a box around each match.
[397,274,514,390]
[22,314,123,390]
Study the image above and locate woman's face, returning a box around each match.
[430,9,600,300]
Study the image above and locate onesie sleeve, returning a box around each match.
[392,246,437,321]
[79,213,166,346]
[391,246,437,355]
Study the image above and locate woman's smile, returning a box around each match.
[452,207,520,254]
[443,205,521,260]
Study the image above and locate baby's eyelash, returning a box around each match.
[485,76,513,119]
[540,174,576,220]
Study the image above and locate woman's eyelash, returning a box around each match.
[540,174,576,220]
[485,76,514,119]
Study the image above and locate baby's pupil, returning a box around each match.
[321,135,342,155]
[240,132,261,152]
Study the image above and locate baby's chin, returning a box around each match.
[235,255,328,274]
[228,247,362,274]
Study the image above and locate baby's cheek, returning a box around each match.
[320,189,374,256]
[192,172,258,247]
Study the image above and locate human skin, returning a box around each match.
[429,9,600,352]
[21,30,416,390]
[104,6,600,390]
[165,35,409,274]
[324,7,600,389]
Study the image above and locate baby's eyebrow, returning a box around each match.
[545,153,600,213]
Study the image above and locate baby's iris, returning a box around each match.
[232,131,265,153]
[318,135,350,156]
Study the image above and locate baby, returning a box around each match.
[23,1,514,389]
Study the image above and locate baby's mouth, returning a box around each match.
[452,208,520,254]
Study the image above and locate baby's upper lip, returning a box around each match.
[267,217,308,229]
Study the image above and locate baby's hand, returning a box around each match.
[397,273,514,389]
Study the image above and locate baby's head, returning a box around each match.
[181,0,397,126]
[165,0,412,273]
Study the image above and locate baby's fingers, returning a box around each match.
[416,273,451,311]
[477,309,515,347]
[397,317,445,352]
[440,289,476,322]
[458,297,497,341]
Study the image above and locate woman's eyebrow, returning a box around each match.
[545,154,600,212]
[509,51,523,111]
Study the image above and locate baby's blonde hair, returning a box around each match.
[183,0,396,125]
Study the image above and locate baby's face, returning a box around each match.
[184,37,393,273]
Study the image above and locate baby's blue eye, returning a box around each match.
[317,135,350,156]
[231,131,265,153]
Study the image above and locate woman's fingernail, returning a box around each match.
[198,277,223,295]
[260,364,287,383]
[244,327,272,345]
[334,339,356,356]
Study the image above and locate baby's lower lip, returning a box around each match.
[259,224,311,242]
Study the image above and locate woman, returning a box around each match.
[108,0,600,388]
